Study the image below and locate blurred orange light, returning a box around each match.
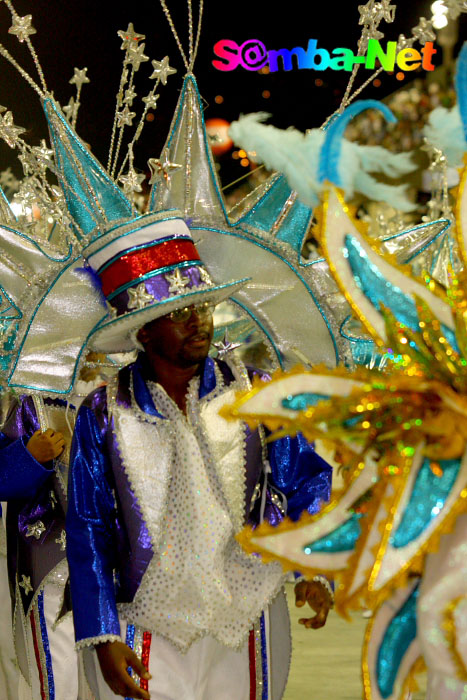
[262,90,270,99]
[396,72,405,81]
[240,158,249,167]
[238,149,247,158]
[232,151,239,159]
[214,95,224,104]
[373,79,381,87]
[146,113,155,122]
[315,78,323,87]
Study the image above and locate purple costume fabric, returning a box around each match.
[0,397,69,614]
[66,355,332,644]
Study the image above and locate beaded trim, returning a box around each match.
[312,575,335,607]
[75,633,122,651]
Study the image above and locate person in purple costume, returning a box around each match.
[0,392,96,700]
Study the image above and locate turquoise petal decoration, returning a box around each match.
[238,176,314,255]
[377,585,419,699]
[303,513,362,553]
[275,196,313,255]
[282,392,330,411]
[391,458,461,549]
[43,99,132,238]
[344,234,458,351]
[340,315,387,370]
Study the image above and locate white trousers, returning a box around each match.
[0,552,19,700]
[17,578,94,700]
[88,620,250,700]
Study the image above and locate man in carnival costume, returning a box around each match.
[65,209,335,699]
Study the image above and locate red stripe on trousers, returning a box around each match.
[30,609,47,700]
[249,629,256,700]
[140,631,152,692]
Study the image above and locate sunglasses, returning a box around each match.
[168,302,215,324]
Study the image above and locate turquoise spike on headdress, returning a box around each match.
[233,175,313,257]
[148,74,229,225]
[43,98,133,239]
[456,42,467,140]
[318,100,396,184]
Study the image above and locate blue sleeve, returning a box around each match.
[0,434,53,500]
[267,433,332,522]
[66,404,121,645]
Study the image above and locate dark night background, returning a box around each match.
[0,0,465,185]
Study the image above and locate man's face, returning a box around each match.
[138,304,214,368]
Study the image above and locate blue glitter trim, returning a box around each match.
[96,235,193,273]
[391,457,461,548]
[303,513,362,553]
[260,614,268,700]
[194,226,339,365]
[106,260,203,300]
[37,590,55,700]
[281,393,330,411]
[125,623,136,699]
[376,585,419,699]
[149,75,229,221]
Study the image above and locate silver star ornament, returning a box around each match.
[142,93,160,110]
[199,267,214,286]
[26,520,46,540]
[127,43,149,72]
[19,575,33,595]
[412,17,436,44]
[116,105,136,128]
[9,15,36,42]
[214,331,242,360]
[0,111,26,148]
[150,57,177,85]
[127,284,154,310]
[124,85,137,106]
[148,148,182,187]
[117,23,145,51]
[69,67,90,89]
[119,168,146,195]
[55,530,67,552]
[165,268,190,295]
